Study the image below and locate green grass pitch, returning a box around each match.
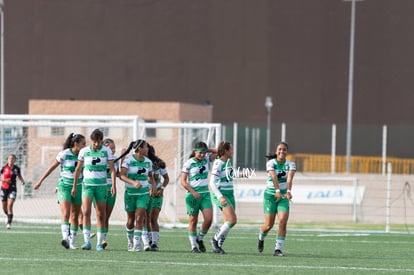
[1,223,413,274]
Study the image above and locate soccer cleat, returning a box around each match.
[127,242,134,251]
[273,249,284,257]
[191,247,200,253]
[151,244,159,251]
[196,239,206,253]
[210,238,221,253]
[69,244,78,250]
[102,240,108,250]
[144,245,151,251]
[6,223,11,230]
[96,244,104,251]
[81,242,92,250]
[258,239,264,253]
[61,239,70,249]
[210,238,225,254]
[218,237,225,247]
[90,232,97,239]
[133,244,142,252]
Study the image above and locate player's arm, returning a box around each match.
[286,170,295,200]
[148,172,157,196]
[120,167,141,188]
[72,160,83,196]
[181,172,199,199]
[208,147,218,161]
[109,160,116,196]
[18,173,26,186]
[268,170,281,200]
[209,161,225,204]
[34,160,60,190]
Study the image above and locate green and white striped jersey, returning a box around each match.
[154,167,168,189]
[210,158,234,199]
[122,154,153,195]
[56,148,82,186]
[181,155,211,193]
[78,145,115,186]
[265,159,296,193]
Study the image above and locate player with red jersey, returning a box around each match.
[1,154,25,229]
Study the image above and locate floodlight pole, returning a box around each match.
[265,97,273,154]
[0,0,4,116]
[345,0,357,173]
[0,0,4,165]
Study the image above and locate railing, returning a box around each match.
[290,154,414,174]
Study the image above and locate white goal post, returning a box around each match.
[0,114,221,225]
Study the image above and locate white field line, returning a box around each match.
[0,257,413,273]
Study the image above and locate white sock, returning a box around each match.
[61,223,70,240]
[142,229,150,246]
[97,232,104,245]
[215,221,232,241]
[133,230,142,248]
[70,230,77,246]
[83,228,91,243]
[189,234,197,248]
[275,238,285,250]
[126,227,134,244]
[151,231,159,245]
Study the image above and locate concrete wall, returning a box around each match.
[4,1,414,158]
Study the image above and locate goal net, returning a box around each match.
[0,114,221,225]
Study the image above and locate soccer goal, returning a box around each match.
[0,114,221,225]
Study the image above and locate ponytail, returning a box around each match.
[63,133,85,149]
[114,139,146,162]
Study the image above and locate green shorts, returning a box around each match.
[105,184,116,206]
[263,191,290,214]
[82,184,107,203]
[57,183,82,205]
[92,185,116,207]
[149,196,163,211]
[124,191,150,212]
[211,190,235,210]
[185,192,212,216]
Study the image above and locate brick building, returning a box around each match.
[3,0,414,158]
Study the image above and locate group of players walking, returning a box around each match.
[2,129,296,256]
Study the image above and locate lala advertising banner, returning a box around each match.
[235,184,365,205]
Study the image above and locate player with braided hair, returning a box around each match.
[119,139,157,252]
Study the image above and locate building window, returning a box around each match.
[145,120,156,138]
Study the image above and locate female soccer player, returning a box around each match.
[147,144,169,251]
[1,154,26,229]
[100,138,118,249]
[118,139,156,251]
[209,141,237,254]
[72,129,116,251]
[34,133,86,249]
[181,141,217,253]
[258,141,296,256]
